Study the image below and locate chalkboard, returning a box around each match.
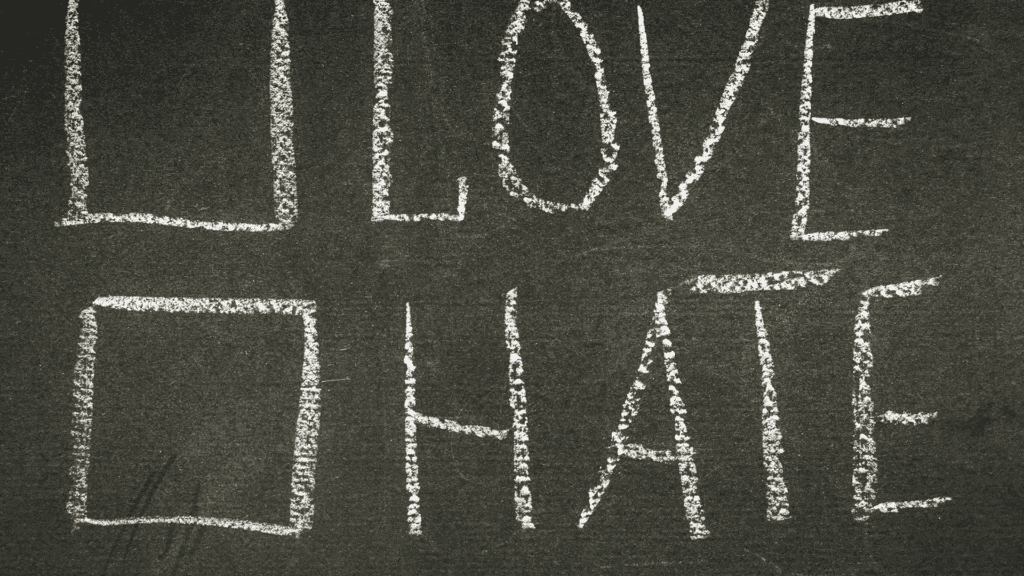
[1,0,1022,573]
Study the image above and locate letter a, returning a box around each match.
[578,290,709,539]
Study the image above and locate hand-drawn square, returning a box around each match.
[67,297,321,537]
[59,0,297,232]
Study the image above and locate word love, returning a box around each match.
[60,0,923,241]
[66,270,950,539]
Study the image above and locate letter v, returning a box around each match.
[638,0,770,220]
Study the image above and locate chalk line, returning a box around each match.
[687,269,840,294]
[404,291,534,535]
[68,306,98,526]
[812,117,910,128]
[621,443,677,463]
[62,0,89,221]
[814,0,922,20]
[792,1,922,241]
[755,301,790,521]
[861,277,938,300]
[872,496,951,514]
[852,277,949,521]
[505,288,535,528]
[91,296,314,316]
[371,0,468,222]
[269,0,299,229]
[58,0,298,232]
[404,303,423,535]
[79,516,300,537]
[638,0,771,220]
[411,413,508,441]
[68,296,321,537]
[578,291,708,539]
[493,0,619,213]
[878,410,937,425]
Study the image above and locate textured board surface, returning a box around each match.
[1,0,1022,573]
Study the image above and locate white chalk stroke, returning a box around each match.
[638,0,771,220]
[755,300,790,521]
[493,0,619,213]
[371,0,468,222]
[792,0,922,241]
[578,290,709,539]
[852,277,952,521]
[404,289,534,536]
[687,269,840,295]
[68,297,321,537]
[879,410,937,425]
[812,117,911,128]
[58,0,298,231]
[505,288,535,529]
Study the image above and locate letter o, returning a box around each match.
[493,0,619,213]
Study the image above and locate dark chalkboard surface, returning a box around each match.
[2,0,1022,573]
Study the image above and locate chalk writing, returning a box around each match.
[371,0,469,222]
[755,300,790,522]
[852,277,951,520]
[68,296,321,537]
[638,0,771,220]
[403,290,534,536]
[578,290,708,538]
[53,0,960,545]
[58,0,298,231]
[578,270,838,534]
[792,0,922,241]
[493,0,618,213]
